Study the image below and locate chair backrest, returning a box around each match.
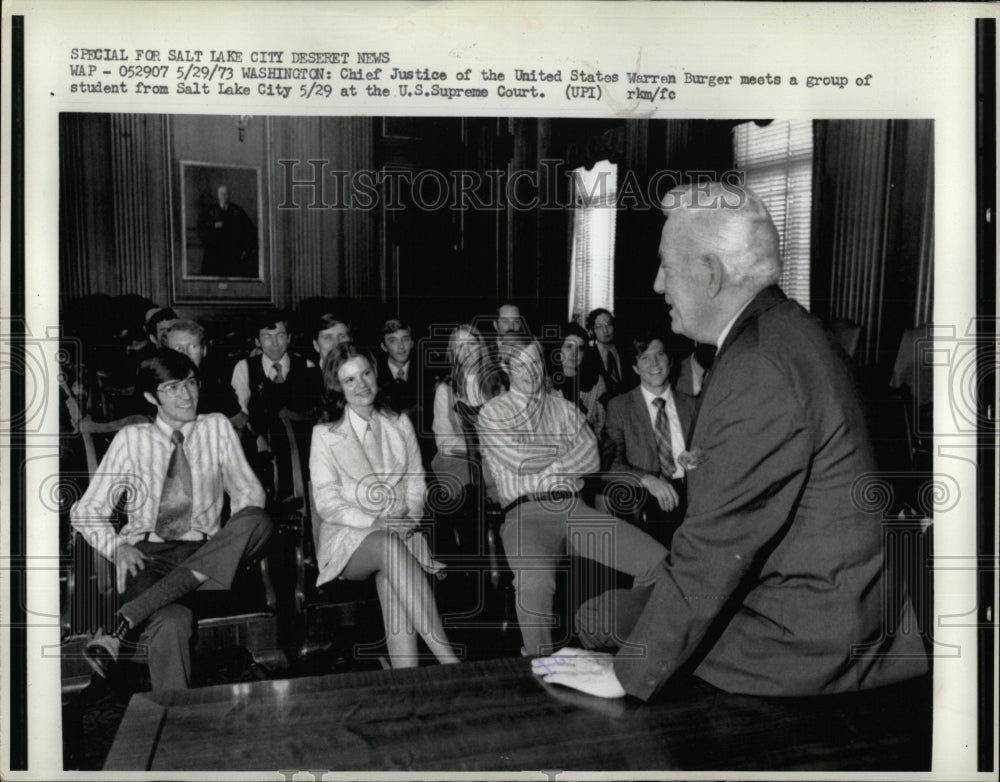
[891,326,932,403]
[78,414,151,477]
[277,407,315,501]
[829,318,862,360]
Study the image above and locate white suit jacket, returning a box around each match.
[309,410,426,585]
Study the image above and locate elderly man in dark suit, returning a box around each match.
[600,332,696,547]
[533,182,928,700]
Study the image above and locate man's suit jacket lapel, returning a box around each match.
[687,285,787,446]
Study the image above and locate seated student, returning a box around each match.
[303,313,354,405]
[108,306,178,417]
[477,332,667,656]
[431,324,505,497]
[230,311,316,498]
[579,308,637,433]
[312,313,354,366]
[70,348,273,692]
[550,322,605,433]
[375,318,433,466]
[492,302,526,355]
[600,332,696,546]
[163,319,243,422]
[309,345,459,668]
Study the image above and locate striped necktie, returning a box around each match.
[271,361,285,384]
[155,429,193,540]
[652,397,676,480]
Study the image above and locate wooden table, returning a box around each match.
[104,657,931,771]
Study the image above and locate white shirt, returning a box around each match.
[230,353,313,414]
[347,406,374,444]
[388,360,409,381]
[639,384,687,479]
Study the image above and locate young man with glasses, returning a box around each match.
[70,348,273,692]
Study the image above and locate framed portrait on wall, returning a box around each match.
[168,118,275,304]
[181,162,261,279]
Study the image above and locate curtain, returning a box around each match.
[733,120,813,310]
[812,120,934,375]
[568,159,617,322]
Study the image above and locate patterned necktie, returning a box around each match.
[652,397,676,480]
[155,429,193,540]
[396,366,406,382]
[607,350,620,386]
[363,422,383,472]
[271,361,285,384]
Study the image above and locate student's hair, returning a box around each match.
[136,348,200,396]
[585,307,614,333]
[561,322,589,346]
[144,307,178,340]
[313,312,351,341]
[447,324,504,404]
[255,309,290,334]
[629,330,669,359]
[319,345,391,423]
[381,318,411,337]
[162,319,205,345]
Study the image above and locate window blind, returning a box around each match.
[568,160,617,322]
[733,120,813,310]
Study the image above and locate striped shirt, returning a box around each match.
[70,413,265,560]
[478,390,599,507]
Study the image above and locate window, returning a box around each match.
[733,120,813,309]
[568,160,617,322]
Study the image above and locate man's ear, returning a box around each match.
[702,254,725,298]
[381,342,389,354]
[312,339,320,354]
[143,391,159,409]
[633,363,641,378]
[254,336,262,349]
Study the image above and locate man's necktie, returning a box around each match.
[396,366,407,382]
[155,429,193,540]
[363,422,384,472]
[652,397,676,480]
[271,362,285,384]
[607,351,620,386]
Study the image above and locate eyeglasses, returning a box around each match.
[157,377,200,397]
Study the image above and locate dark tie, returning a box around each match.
[271,361,285,384]
[155,429,193,540]
[652,397,676,480]
[606,351,620,386]
[397,366,406,382]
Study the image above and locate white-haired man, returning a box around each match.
[533,182,928,700]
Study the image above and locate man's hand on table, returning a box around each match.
[531,647,626,698]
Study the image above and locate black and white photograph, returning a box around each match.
[55,112,938,771]
[2,2,995,780]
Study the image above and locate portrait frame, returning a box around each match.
[168,119,275,304]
